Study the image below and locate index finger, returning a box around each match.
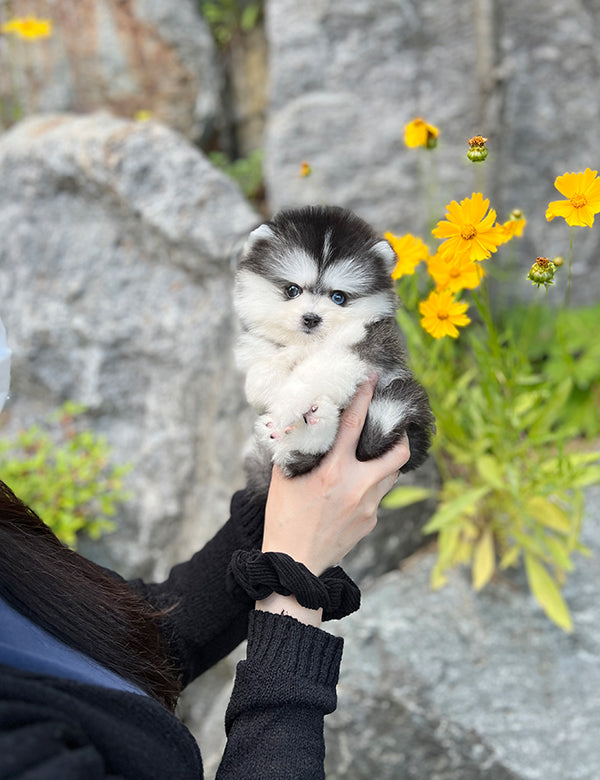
[334,376,377,449]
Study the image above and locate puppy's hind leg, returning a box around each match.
[356,377,434,471]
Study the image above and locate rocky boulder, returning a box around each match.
[0,112,259,579]
[324,485,600,779]
[264,0,600,305]
[0,0,225,147]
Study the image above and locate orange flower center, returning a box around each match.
[570,193,587,208]
[461,224,477,240]
[437,309,449,320]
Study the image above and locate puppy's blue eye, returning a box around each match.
[331,291,346,305]
[285,284,302,299]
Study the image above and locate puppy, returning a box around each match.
[234,205,435,498]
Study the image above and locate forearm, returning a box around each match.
[131,490,265,685]
[216,610,343,780]
[255,592,323,627]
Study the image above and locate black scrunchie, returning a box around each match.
[226,549,361,621]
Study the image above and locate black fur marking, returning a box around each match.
[356,376,435,471]
[354,319,411,377]
[284,450,328,477]
[240,206,394,296]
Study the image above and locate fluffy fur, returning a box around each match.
[234,205,435,498]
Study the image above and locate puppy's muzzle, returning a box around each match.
[302,313,322,331]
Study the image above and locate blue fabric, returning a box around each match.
[0,595,147,696]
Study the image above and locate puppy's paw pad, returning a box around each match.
[302,405,320,425]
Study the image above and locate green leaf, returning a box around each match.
[382,485,434,509]
[524,553,573,632]
[476,455,506,491]
[499,545,520,570]
[525,496,571,535]
[528,378,573,438]
[472,528,495,591]
[543,535,573,572]
[423,486,490,534]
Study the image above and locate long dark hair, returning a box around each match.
[0,480,181,710]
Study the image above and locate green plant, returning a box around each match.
[198,0,263,46]
[0,402,131,548]
[383,128,600,631]
[209,148,264,201]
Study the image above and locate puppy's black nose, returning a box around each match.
[302,313,322,330]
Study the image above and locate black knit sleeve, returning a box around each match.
[216,610,344,780]
[130,490,265,687]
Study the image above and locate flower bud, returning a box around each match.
[467,135,488,163]
[299,161,312,178]
[527,256,556,288]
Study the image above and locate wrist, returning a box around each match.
[255,592,323,627]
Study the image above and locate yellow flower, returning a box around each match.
[134,110,152,122]
[385,232,429,279]
[404,118,439,149]
[432,192,505,262]
[419,289,471,339]
[427,252,485,293]
[1,16,53,39]
[497,210,527,244]
[546,168,600,227]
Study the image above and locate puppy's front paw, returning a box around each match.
[303,396,339,428]
[257,414,298,443]
[302,404,320,426]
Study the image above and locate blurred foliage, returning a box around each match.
[209,148,264,201]
[198,0,263,46]
[0,402,131,549]
[502,302,600,439]
[387,293,600,631]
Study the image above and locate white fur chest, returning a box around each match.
[236,330,369,418]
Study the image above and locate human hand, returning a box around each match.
[261,377,411,578]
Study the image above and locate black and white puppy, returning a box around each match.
[234,205,435,498]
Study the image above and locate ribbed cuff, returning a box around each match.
[246,609,344,689]
[230,489,265,551]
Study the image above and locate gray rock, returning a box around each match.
[264,0,600,305]
[0,0,225,146]
[324,485,600,779]
[0,113,259,579]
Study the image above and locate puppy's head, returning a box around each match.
[235,206,397,346]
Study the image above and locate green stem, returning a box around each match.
[473,161,486,195]
[565,227,575,308]
[472,281,502,365]
[418,149,440,233]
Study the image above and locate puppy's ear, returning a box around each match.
[242,223,276,258]
[372,239,397,273]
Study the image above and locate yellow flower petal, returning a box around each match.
[1,16,52,39]
[432,193,504,263]
[419,289,471,339]
[404,118,439,149]
[427,253,484,292]
[386,232,429,279]
[546,168,600,227]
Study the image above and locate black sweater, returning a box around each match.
[0,490,344,779]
